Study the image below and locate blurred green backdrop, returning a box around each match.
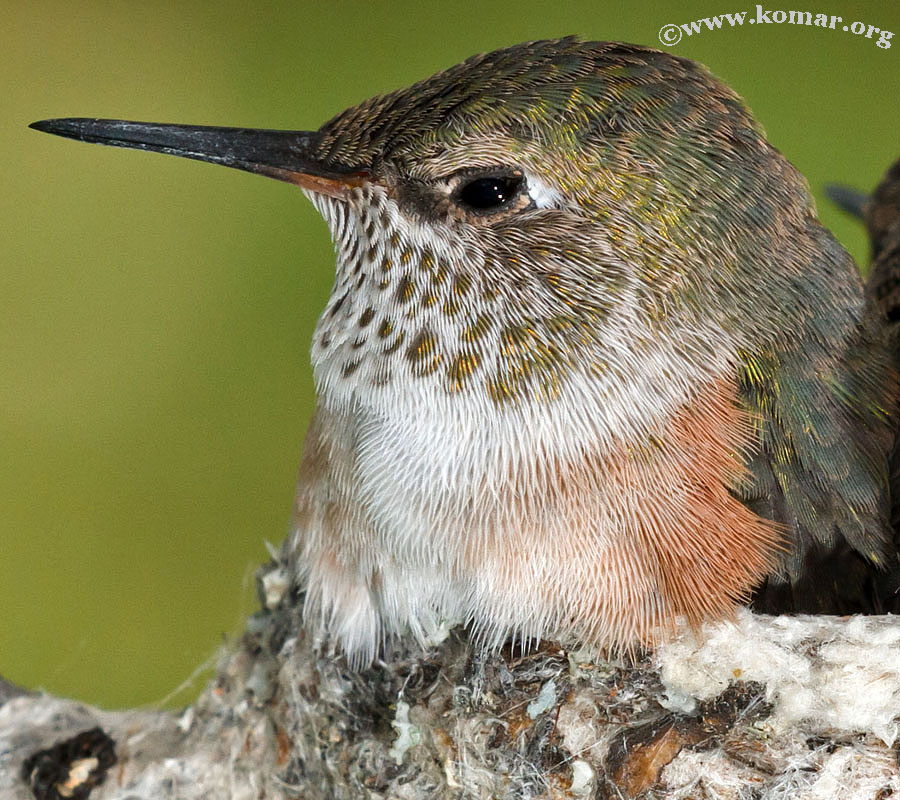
[4,1,899,709]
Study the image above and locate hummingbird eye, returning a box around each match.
[454,173,526,214]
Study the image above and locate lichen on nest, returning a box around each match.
[3,574,899,799]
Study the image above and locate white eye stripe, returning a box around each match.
[525,174,563,209]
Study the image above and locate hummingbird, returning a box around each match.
[31,37,900,665]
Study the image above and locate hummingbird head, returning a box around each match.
[297,37,819,423]
[31,38,824,434]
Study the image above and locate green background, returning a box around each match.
[5,0,899,709]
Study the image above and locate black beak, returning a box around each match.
[29,118,367,198]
